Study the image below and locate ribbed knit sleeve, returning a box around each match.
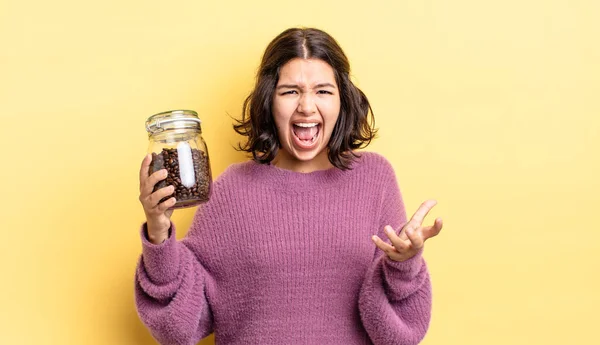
[134,181,225,345]
[358,156,432,345]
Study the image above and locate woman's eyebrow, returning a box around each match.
[276,83,337,89]
[276,84,299,89]
[315,83,336,89]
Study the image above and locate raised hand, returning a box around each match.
[138,154,176,244]
[372,200,443,262]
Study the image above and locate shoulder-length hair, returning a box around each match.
[234,27,377,170]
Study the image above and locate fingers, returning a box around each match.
[375,226,417,262]
[407,199,437,229]
[383,226,411,251]
[148,185,175,208]
[156,197,177,213]
[422,217,443,240]
[376,201,442,261]
[371,235,396,255]
[398,225,408,240]
[144,195,176,218]
[139,154,152,185]
[405,226,424,249]
[141,169,168,196]
[139,154,177,220]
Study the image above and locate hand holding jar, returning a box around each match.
[138,155,175,243]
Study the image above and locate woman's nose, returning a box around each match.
[297,93,317,115]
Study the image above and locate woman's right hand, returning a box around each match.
[139,154,176,244]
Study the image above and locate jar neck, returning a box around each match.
[149,128,201,143]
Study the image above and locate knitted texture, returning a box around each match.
[135,152,431,345]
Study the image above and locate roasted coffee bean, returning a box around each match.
[149,147,211,207]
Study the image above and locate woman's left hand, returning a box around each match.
[372,199,443,262]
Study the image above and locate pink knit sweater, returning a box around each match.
[135,152,431,344]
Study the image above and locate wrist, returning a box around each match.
[146,221,171,244]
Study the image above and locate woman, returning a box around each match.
[136,27,443,345]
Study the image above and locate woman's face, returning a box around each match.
[272,58,341,172]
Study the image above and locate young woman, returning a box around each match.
[136,27,443,345]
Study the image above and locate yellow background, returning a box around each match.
[1,0,599,344]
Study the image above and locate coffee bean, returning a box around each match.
[149,147,211,207]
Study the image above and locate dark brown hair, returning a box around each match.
[234,27,377,170]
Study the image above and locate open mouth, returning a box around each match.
[292,122,321,147]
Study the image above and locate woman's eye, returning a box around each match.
[317,90,332,95]
[282,90,297,95]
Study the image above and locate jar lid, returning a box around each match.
[145,109,202,134]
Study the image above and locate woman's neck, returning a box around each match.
[271,149,333,173]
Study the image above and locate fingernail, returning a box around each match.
[372,235,379,242]
[385,226,393,234]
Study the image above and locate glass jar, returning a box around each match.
[145,110,212,209]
